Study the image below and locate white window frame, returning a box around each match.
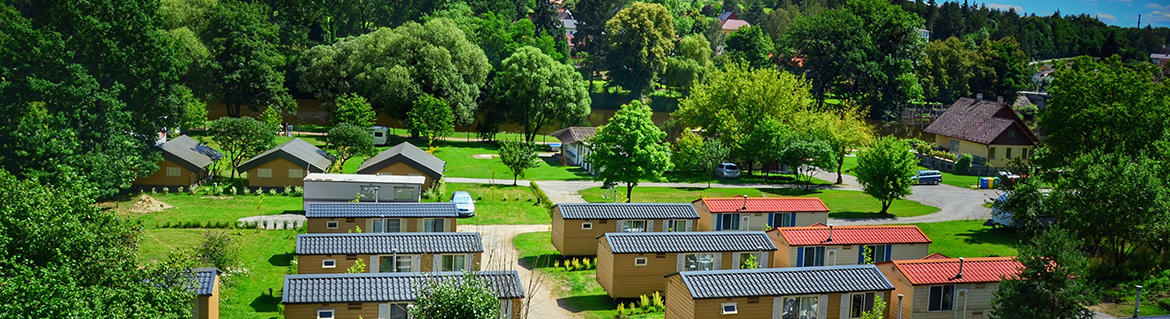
[316,308,335,319]
[257,168,273,178]
[634,257,648,266]
[322,259,337,269]
[666,219,689,232]
[683,253,716,271]
[165,166,181,177]
[289,168,304,179]
[379,255,415,273]
[622,220,648,233]
[721,302,738,315]
[849,292,876,318]
[581,222,593,230]
[928,285,956,312]
[326,221,339,229]
[781,295,820,318]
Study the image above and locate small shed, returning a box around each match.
[134,135,222,189]
[356,142,446,190]
[237,138,334,187]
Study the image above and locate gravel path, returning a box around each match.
[458,224,578,319]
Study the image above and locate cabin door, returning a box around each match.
[827,249,837,266]
[739,215,750,231]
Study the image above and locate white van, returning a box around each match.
[370,126,390,146]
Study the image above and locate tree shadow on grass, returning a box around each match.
[268,253,293,267]
[250,292,281,312]
[518,253,562,270]
[558,294,617,312]
[760,188,823,197]
[829,211,896,220]
[955,228,1021,255]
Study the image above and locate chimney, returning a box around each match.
[826,225,834,242]
[997,96,1004,103]
[740,195,748,211]
[956,257,965,279]
[976,93,984,101]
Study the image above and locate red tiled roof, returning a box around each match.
[721,19,750,31]
[922,252,950,260]
[774,225,932,246]
[809,222,827,227]
[892,257,1022,285]
[699,197,829,213]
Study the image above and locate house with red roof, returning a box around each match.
[691,197,830,231]
[767,225,932,268]
[876,257,1023,319]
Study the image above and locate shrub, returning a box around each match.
[269,188,278,196]
[177,186,185,194]
[955,153,973,175]
[1018,104,1039,119]
[283,186,292,195]
[195,230,239,274]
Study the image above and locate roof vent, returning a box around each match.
[739,195,748,211]
[956,257,965,279]
[826,225,834,242]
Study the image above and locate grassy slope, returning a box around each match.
[513,232,663,319]
[579,187,939,219]
[433,183,551,225]
[912,220,1020,258]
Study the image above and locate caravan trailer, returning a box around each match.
[302,173,426,207]
[370,126,390,146]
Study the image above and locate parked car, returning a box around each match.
[714,163,740,179]
[451,191,475,217]
[911,170,943,185]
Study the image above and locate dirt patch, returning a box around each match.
[473,154,497,159]
[127,194,173,213]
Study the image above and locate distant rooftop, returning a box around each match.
[697,197,830,213]
[602,231,776,254]
[304,202,459,218]
[296,232,483,255]
[303,173,426,184]
[773,225,931,246]
[282,271,524,304]
[890,257,1022,285]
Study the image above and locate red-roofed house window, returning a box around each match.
[928,285,955,311]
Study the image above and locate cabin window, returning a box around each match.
[423,219,445,232]
[1006,148,1013,159]
[989,147,997,159]
[622,220,647,233]
[781,296,819,319]
[257,168,272,178]
[772,213,796,227]
[928,285,956,311]
[394,187,414,201]
[289,169,304,179]
[721,302,738,315]
[165,167,181,177]
[1008,130,1015,137]
[322,259,337,268]
[581,222,593,230]
[379,255,414,272]
[441,254,468,271]
[316,309,335,319]
[666,219,688,232]
[739,252,763,269]
[634,257,648,266]
[863,245,889,263]
[683,253,716,271]
[379,303,409,319]
[359,186,380,201]
[720,213,741,231]
[326,221,339,229]
[801,247,825,267]
[373,218,402,233]
[849,292,876,318]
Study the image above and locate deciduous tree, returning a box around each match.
[405,95,456,148]
[854,137,917,214]
[332,93,377,128]
[210,117,277,180]
[409,274,501,319]
[326,124,375,172]
[195,0,295,118]
[589,101,674,202]
[990,227,1097,319]
[499,140,540,185]
[724,25,774,69]
[606,3,676,95]
[674,133,730,187]
[491,47,591,143]
[779,137,836,189]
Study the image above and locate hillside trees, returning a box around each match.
[606,3,676,95]
[990,227,1097,319]
[674,133,730,187]
[297,18,490,126]
[662,34,713,94]
[589,101,673,202]
[574,0,623,81]
[331,93,377,127]
[724,25,774,69]
[195,0,295,118]
[490,47,591,143]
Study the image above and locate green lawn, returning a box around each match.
[657,170,833,186]
[579,187,939,219]
[430,183,550,225]
[911,220,1020,258]
[842,154,987,189]
[115,193,304,228]
[514,232,663,319]
[425,140,592,180]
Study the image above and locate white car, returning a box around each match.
[451,191,475,217]
[714,163,740,179]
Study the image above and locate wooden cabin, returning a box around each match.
[282,271,524,319]
[692,197,830,231]
[302,173,425,203]
[356,142,446,191]
[304,202,460,234]
[134,135,221,189]
[236,138,334,188]
[596,231,777,299]
[295,232,483,274]
[767,225,932,267]
[664,265,895,319]
[551,203,700,256]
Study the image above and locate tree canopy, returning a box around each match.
[195,0,295,118]
[210,117,277,180]
[724,25,774,69]
[491,46,591,143]
[332,93,377,127]
[589,100,674,202]
[990,227,1097,319]
[499,140,540,185]
[854,136,917,214]
[326,123,376,172]
[606,3,677,95]
[405,95,456,148]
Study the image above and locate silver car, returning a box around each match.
[715,163,740,179]
[451,191,475,217]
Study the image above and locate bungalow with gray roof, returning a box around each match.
[135,135,222,189]
[304,202,460,234]
[596,231,777,298]
[282,271,525,319]
[551,203,701,256]
[664,265,895,319]
[237,138,334,188]
[356,142,446,190]
[295,232,483,274]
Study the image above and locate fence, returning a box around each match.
[916,154,1000,177]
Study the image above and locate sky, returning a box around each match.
[968,0,1170,28]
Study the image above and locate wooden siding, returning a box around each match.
[297,253,482,274]
[306,217,458,234]
[878,262,916,319]
[598,246,772,299]
[795,213,829,227]
[551,209,567,254]
[285,299,523,319]
[247,157,307,187]
[692,201,713,231]
[367,162,438,191]
[134,158,205,187]
[193,274,220,319]
[665,276,695,319]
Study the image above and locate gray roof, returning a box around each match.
[296,232,483,255]
[304,202,459,218]
[602,231,776,254]
[674,265,895,299]
[551,127,596,145]
[356,142,445,177]
[237,138,335,173]
[160,135,222,172]
[193,268,218,296]
[923,98,1038,145]
[557,203,700,220]
[282,271,524,304]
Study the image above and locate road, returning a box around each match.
[457,224,572,319]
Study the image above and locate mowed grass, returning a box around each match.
[578,187,939,219]
[138,228,298,319]
[658,170,833,186]
[428,140,592,180]
[513,232,663,319]
[114,193,304,228]
[911,220,1020,258]
[431,183,551,225]
[841,154,986,189]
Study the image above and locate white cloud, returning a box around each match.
[1096,12,1117,22]
[1149,3,1170,23]
[986,3,1025,12]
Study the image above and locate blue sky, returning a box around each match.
[967,0,1170,27]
